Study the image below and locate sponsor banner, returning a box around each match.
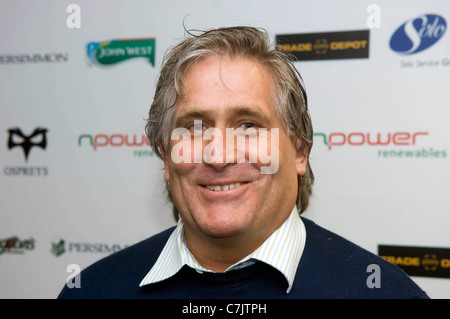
[51,238,127,257]
[7,127,48,162]
[313,131,448,159]
[86,38,156,66]
[0,236,35,255]
[390,13,449,69]
[379,245,450,279]
[77,132,155,158]
[0,53,68,65]
[4,127,50,177]
[390,14,446,55]
[276,30,369,61]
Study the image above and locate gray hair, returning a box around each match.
[145,26,314,220]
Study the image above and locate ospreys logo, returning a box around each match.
[7,127,48,161]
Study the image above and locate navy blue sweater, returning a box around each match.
[58,218,429,299]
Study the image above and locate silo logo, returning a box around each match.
[390,14,446,55]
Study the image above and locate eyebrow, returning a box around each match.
[174,106,273,127]
[174,110,210,127]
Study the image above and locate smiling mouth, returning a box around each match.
[203,182,248,191]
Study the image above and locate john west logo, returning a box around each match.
[86,38,155,67]
[4,127,49,176]
[390,14,446,55]
[51,238,124,257]
[313,131,448,159]
[0,236,35,255]
[379,245,450,279]
[276,30,369,61]
[78,133,154,158]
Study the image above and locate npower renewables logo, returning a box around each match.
[86,38,155,66]
[390,14,446,55]
[78,132,154,158]
[313,131,447,159]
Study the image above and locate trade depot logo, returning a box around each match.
[390,14,446,55]
[276,30,369,61]
[313,131,448,159]
[379,245,450,279]
[78,133,154,158]
[86,38,155,66]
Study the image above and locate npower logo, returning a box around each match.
[314,131,428,150]
[78,133,154,158]
[390,14,446,55]
[313,131,448,159]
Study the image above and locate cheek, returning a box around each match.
[165,160,197,184]
[274,135,300,183]
[164,136,199,182]
[168,137,199,165]
[242,129,280,175]
[259,129,280,174]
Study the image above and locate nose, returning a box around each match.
[202,127,234,171]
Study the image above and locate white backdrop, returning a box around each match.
[1,0,449,298]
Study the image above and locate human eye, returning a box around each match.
[239,122,257,130]
[187,120,206,134]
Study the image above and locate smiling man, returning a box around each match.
[162,53,305,273]
[58,26,428,299]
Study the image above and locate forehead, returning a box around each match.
[175,54,277,120]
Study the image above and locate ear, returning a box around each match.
[294,137,308,176]
[161,147,170,183]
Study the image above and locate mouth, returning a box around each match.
[202,182,249,192]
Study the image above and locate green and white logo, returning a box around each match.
[51,239,66,257]
[86,38,155,66]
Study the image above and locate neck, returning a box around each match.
[180,206,295,272]
[184,232,265,272]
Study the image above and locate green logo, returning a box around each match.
[51,239,66,257]
[87,38,155,66]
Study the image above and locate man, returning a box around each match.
[58,26,428,299]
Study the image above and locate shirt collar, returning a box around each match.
[139,206,306,293]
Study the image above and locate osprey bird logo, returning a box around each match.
[7,127,48,161]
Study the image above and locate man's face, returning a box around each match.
[164,54,307,248]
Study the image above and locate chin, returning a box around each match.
[201,228,247,240]
[197,214,250,239]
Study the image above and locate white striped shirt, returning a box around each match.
[139,206,306,293]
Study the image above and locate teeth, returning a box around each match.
[206,183,242,191]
